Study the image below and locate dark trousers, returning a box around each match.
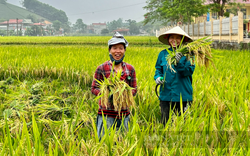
[160,101,191,126]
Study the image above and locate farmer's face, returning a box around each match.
[169,34,182,47]
[109,43,125,60]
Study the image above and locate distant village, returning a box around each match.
[0,18,155,36]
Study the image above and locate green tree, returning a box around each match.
[9,30,15,36]
[0,30,6,36]
[143,0,207,25]
[26,14,38,23]
[53,20,61,31]
[18,30,22,36]
[207,0,247,17]
[25,26,44,36]
[73,19,86,33]
[223,2,245,17]
[107,18,123,31]
[0,0,7,4]
[126,19,140,35]
[138,21,161,35]
[0,18,7,22]
[101,28,109,35]
[61,22,71,34]
[22,0,68,24]
[25,28,33,36]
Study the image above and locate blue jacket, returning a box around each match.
[154,48,195,102]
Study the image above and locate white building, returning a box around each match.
[92,23,107,34]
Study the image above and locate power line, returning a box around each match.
[68,2,146,16]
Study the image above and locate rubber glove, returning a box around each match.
[156,77,164,85]
[175,52,183,63]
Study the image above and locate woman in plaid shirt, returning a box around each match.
[91,32,137,140]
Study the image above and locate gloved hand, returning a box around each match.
[175,52,183,63]
[156,77,164,85]
[108,94,113,103]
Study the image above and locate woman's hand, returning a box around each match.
[156,77,164,85]
[175,52,183,63]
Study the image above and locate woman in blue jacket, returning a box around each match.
[154,26,195,126]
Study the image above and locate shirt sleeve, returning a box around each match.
[91,66,103,96]
[130,67,137,96]
[175,56,195,76]
[154,51,164,80]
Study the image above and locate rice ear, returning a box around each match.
[123,90,129,109]
[128,89,135,107]
[113,91,118,111]
[98,71,136,115]
[103,88,109,108]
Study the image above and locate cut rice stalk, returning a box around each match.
[95,68,135,115]
[166,36,214,73]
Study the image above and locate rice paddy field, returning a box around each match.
[0,36,160,46]
[0,36,250,155]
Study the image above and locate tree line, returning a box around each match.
[22,0,68,24]
[143,0,248,25]
[71,18,159,36]
[0,0,7,4]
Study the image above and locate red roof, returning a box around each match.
[9,19,23,23]
[31,23,46,26]
[0,19,23,25]
[113,29,129,32]
[92,23,106,25]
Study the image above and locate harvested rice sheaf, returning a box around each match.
[166,36,214,72]
[95,70,135,115]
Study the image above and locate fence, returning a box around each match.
[156,11,244,43]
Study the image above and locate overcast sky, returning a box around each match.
[7,0,147,25]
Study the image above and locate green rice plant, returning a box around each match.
[32,112,45,156]
[22,116,32,155]
[0,37,249,155]
[4,115,13,155]
[0,36,162,47]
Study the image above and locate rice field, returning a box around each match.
[0,36,161,46]
[0,37,250,155]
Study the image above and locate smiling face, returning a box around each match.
[168,34,182,48]
[109,43,126,60]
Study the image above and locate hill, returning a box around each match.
[0,2,47,22]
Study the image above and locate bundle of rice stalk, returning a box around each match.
[166,36,213,73]
[95,69,135,115]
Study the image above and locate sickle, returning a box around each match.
[155,84,161,100]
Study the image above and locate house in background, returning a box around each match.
[87,25,94,33]
[112,28,129,35]
[44,20,53,28]
[0,19,33,31]
[202,0,250,32]
[224,0,250,32]
[0,19,33,35]
[224,0,250,20]
[91,23,107,34]
[0,19,55,36]
[31,22,46,29]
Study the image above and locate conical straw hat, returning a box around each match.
[158,26,192,45]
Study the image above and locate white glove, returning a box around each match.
[175,52,183,63]
[156,77,164,85]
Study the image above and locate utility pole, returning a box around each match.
[7,20,9,36]
[16,18,18,36]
